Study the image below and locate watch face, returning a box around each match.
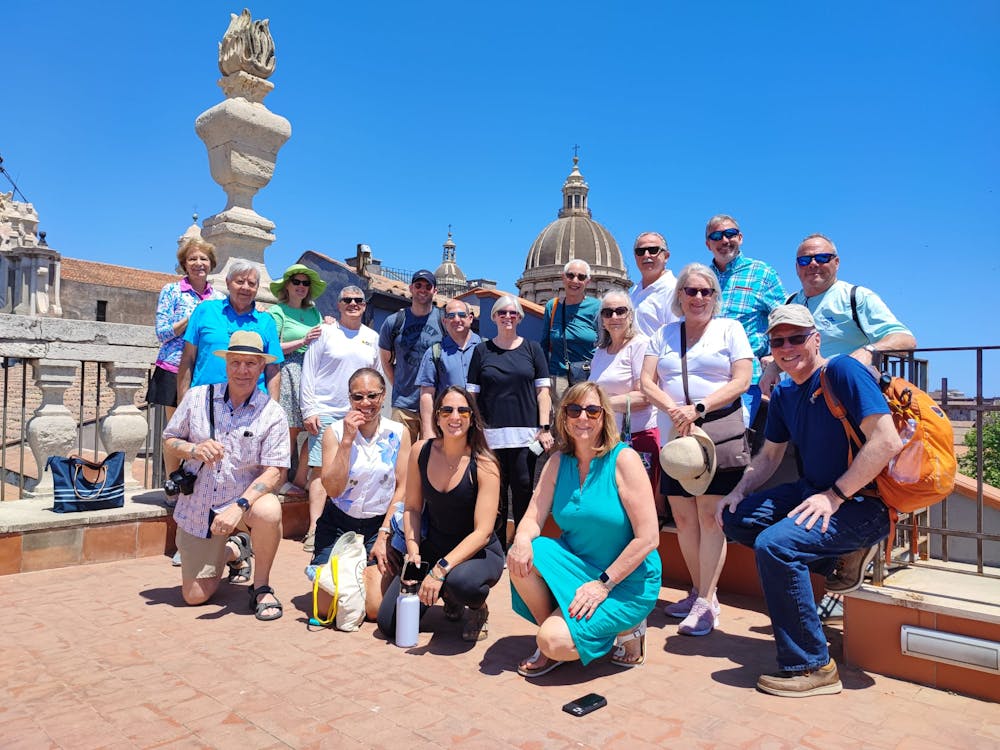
[437,558,449,570]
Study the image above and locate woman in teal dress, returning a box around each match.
[508,381,661,676]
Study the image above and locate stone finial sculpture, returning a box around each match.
[195,8,290,291]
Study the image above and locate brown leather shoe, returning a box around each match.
[756,659,843,697]
[826,544,879,594]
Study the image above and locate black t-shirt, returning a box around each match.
[467,338,549,428]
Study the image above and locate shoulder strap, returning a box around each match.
[785,292,796,305]
[547,297,558,355]
[431,342,442,363]
[208,384,216,440]
[680,322,691,405]
[817,366,864,462]
[418,439,433,473]
[850,284,864,335]
[561,298,570,369]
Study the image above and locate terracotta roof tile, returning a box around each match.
[60,257,176,293]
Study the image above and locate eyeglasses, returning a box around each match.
[564,272,588,282]
[495,310,518,318]
[634,246,663,257]
[349,391,385,402]
[437,405,472,417]
[795,253,837,267]
[706,228,740,242]
[340,296,365,305]
[289,278,311,287]
[681,287,716,298]
[769,331,816,349]
[600,306,630,318]
[444,311,470,319]
[564,403,604,419]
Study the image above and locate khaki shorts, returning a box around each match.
[391,407,421,444]
[176,526,236,581]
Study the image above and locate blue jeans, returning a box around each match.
[722,480,889,672]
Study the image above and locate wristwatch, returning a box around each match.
[540,424,550,432]
[863,344,877,354]
[436,557,450,573]
[236,497,251,512]
[599,571,615,591]
[830,483,852,502]
[694,401,706,416]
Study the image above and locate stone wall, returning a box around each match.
[59,280,159,325]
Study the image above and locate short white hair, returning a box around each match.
[492,294,524,320]
[563,259,591,277]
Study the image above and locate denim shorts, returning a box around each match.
[311,501,382,567]
[307,414,337,467]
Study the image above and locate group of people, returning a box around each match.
[150,212,915,698]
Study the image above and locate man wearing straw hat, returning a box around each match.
[716,304,902,697]
[163,330,291,621]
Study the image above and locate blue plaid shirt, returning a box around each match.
[712,253,786,382]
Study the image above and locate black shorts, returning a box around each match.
[146,366,178,408]
[311,502,383,567]
[661,467,745,498]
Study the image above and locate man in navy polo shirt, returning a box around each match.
[416,298,482,438]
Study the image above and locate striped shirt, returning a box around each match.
[164,384,290,538]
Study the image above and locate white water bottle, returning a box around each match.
[395,582,420,647]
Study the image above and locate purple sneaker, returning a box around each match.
[678,597,718,636]
[664,588,699,618]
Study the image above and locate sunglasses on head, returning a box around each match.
[796,253,837,267]
[681,287,716,298]
[564,272,588,282]
[444,311,470,319]
[564,403,604,419]
[349,390,384,402]
[600,306,629,318]
[707,228,740,242]
[438,405,472,417]
[769,331,815,348]
[634,246,663,257]
[289,278,311,287]
[340,296,365,305]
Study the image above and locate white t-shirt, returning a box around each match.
[589,334,657,432]
[645,317,753,438]
[300,324,381,420]
[630,270,679,337]
[327,417,405,519]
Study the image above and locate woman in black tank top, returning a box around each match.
[376,387,504,642]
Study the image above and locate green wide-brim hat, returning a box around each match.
[269,264,327,300]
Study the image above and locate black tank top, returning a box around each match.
[419,439,479,549]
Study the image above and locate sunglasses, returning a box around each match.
[600,306,630,318]
[495,310,518,318]
[340,296,365,305]
[564,272,589,282]
[444,311,470,319]
[289,278,311,287]
[349,391,384,402]
[634,246,663,257]
[438,405,472,417]
[796,253,837,267]
[564,403,604,419]
[706,228,740,241]
[769,331,816,348]
[681,287,716,298]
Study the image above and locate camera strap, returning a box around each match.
[188,384,217,477]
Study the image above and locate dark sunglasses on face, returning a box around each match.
[340,296,365,305]
[706,228,741,242]
[634,246,663,256]
[495,310,518,318]
[349,391,384,402]
[564,272,588,282]
[444,311,470,319]
[438,405,472,417]
[681,287,716,298]
[600,306,630,318]
[769,331,815,349]
[289,278,311,287]
[796,253,837,267]
[564,403,604,419]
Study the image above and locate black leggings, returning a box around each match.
[495,447,538,550]
[376,536,504,639]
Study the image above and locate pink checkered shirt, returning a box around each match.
[163,384,290,538]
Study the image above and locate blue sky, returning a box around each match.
[5,1,999,394]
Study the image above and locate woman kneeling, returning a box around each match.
[508,382,661,676]
[378,387,504,642]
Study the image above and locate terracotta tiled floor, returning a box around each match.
[2,540,996,749]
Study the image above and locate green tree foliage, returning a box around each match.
[959,414,1000,487]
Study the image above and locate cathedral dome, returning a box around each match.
[517,156,629,304]
[434,229,468,297]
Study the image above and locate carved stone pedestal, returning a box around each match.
[99,364,150,489]
[25,360,78,497]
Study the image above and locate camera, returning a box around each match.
[164,468,198,497]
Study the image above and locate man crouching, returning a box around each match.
[716,305,902,697]
[163,330,290,621]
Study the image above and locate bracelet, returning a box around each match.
[378,526,392,536]
[427,570,446,582]
[830,482,852,502]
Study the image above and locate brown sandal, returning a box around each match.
[462,604,489,641]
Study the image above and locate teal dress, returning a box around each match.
[511,443,661,664]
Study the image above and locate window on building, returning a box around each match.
[96,300,108,322]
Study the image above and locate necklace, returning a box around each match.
[438,443,467,471]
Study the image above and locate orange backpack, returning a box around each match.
[819,366,956,554]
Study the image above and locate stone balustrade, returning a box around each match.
[0,313,158,496]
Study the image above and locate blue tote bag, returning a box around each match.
[46,452,126,513]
